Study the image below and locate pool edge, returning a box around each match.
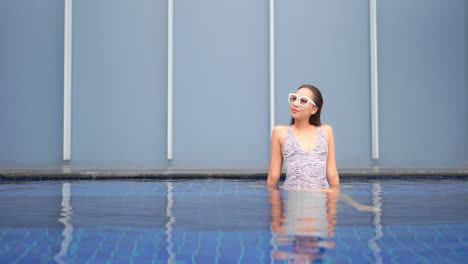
[1,168,468,181]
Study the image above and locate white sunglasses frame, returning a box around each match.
[288,93,317,107]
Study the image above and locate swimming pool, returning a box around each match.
[0,178,466,263]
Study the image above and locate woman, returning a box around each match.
[267,84,339,189]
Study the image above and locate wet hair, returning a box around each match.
[290,84,323,126]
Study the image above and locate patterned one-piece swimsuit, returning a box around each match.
[283,126,329,189]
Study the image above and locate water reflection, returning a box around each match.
[54,182,73,264]
[368,182,383,264]
[166,182,176,264]
[269,188,338,263]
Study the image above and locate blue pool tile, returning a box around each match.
[1,179,468,263]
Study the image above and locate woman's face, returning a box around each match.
[290,88,318,120]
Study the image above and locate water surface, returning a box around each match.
[0,179,466,263]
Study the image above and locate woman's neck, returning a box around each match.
[293,119,313,130]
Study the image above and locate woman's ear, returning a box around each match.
[311,106,318,115]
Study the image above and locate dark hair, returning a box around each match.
[290,84,323,126]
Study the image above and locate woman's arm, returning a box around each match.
[323,125,339,186]
[267,126,284,188]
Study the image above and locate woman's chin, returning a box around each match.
[291,113,304,119]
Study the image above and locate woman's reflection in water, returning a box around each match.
[269,186,339,264]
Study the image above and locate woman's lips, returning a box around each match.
[291,109,299,114]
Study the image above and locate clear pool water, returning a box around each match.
[0,179,467,264]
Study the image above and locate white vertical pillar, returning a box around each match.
[370,0,380,159]
[63,0,73,161]
[269,0,275,134]
[167,0,174,160]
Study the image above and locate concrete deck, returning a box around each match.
[1,166,467,180]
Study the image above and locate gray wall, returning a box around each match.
[378,0,468,167]
[0,0,467,169]
[0,0,64,166]
[72,0,168,166]
[172,0,269,168]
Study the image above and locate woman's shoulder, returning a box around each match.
[272,125,289,140]
[272,125,289,134]
[318,124,334,141]
[273,125,289,132]
[319,124,334,132]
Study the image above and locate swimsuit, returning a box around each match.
[283,126,329,189]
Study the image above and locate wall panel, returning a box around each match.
[378,0,468,167]
[0,0,64,166]
[171,0,269,168]
[71,0,168,166]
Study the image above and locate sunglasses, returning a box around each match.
[288,93,316,107]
